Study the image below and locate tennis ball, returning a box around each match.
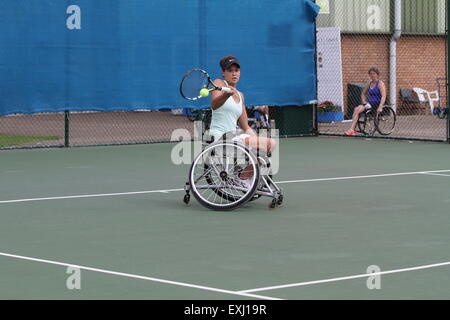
[199,88,209,97]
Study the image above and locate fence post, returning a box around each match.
[64,110,70,147]
[447,0,449,143]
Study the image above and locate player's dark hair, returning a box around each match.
[368,67,380,75]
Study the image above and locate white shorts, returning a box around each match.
[209,130,250,144]
[231,133,251,144]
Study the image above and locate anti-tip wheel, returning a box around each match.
[277,195,283,206]
[269,199,277,209]
[183,194,190,205]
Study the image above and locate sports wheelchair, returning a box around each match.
[357,105,396,136]
[182,109,283,211]
[247,106,272,132]
[434,105,448,119]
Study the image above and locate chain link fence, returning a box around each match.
[315,0,448,142]
[0,105,314,149]
[0,109,200,149]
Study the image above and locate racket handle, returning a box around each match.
[220,87,232,93]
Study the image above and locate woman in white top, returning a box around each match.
[208,56,276,180]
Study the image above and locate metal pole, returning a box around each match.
[390,0,402,112]
[446,0,449,143]
[64,110,70,147]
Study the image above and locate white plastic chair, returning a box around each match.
[413,88,440,114]
[428,90,440,113]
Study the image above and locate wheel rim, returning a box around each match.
[376,107,396,135]
[363,111,376,135]
[190,143,258,208]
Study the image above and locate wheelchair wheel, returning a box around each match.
[356,113,364,133]
[204,163,242,202]
[376,106,396,135]
[438,107,448,119]
[189,142,260,211]
[357,110,376,136]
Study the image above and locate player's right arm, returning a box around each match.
[211,79,235,110]
[361,84,369,105]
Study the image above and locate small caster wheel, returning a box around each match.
[183,194,190,205]
[269,199,277,209]
[277,195,283,205]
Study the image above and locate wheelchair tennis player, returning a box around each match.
[180,56,283,210]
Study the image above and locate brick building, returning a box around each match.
[317,0,447,116]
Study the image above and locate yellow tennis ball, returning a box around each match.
[199,88,209,97]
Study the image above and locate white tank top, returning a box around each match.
[208,80,242,141]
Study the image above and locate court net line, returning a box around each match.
[238,261,450,293]
[0,251,281,300]
[1,169,449,205]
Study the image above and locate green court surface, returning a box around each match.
[1,137,450,299]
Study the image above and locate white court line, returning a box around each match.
[1,169,449,205]
[0,188,183,204]
[239,261,450,294]
[276,169,450,184]
[419,172,450,177]
[0,252,281,300]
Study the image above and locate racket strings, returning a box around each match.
[181,70,210,99]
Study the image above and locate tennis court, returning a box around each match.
[1,136,449,299]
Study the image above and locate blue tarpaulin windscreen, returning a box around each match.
[0,0,319,116]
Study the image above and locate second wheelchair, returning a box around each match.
[357,105,396,136]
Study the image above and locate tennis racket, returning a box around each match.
[180,68,231,100]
